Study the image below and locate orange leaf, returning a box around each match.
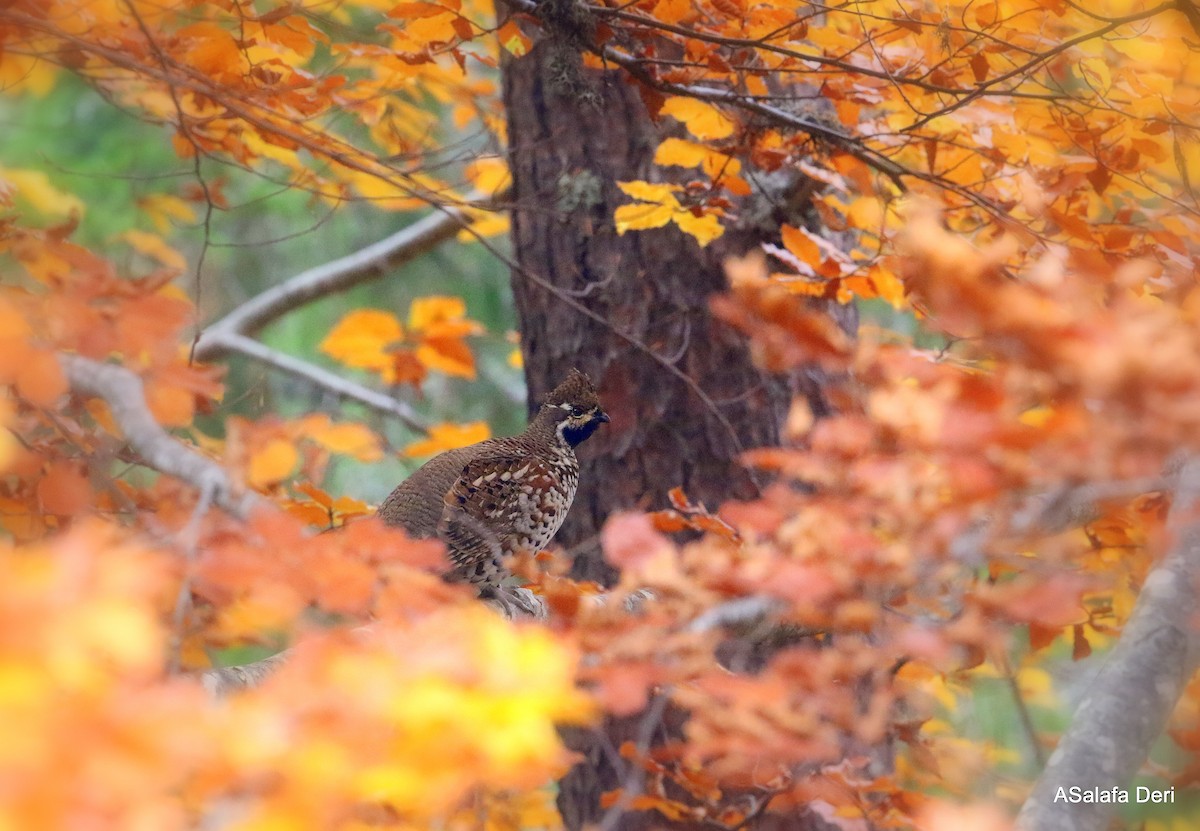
[408,295,480,335]
[37,463,92,515]
[1028,623,1059,651]
[319,309,404,373]
[120,229,187,271]
[0,298,33,385]
[295,481,334,508]
[145,382,195,427]
[307,420,383,462]
[404,421,489,457]
[417,336,476,379]
[16,350,66,407]
[284,500,333,527]
[780,224,822,269]
[248,439,299,488]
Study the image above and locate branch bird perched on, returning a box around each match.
[377,369,609,589]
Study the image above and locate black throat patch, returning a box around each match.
[561,417,603,448]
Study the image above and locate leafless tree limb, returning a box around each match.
[59,354,268,520]
[199,332,428,432]
[192,202,487,360]
[1016,456,1200,831]
[200,650,292,696]
[687,595,786,633]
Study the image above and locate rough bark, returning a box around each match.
[1016,457,1200,831]
[503,40,793,585]
[502,31,855,831]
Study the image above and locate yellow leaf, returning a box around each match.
[653,138,741,178]
[465,156,511,195]
[846,196,885,230]
[0,53,57,96]
[0,167,84,218]
[659,97,735,140]
[614,200,676,234]
[654,137,709,168]
[331,495,370,517]
[1018,406,1054,428]
[616,179,680,203]
[864,264,906,309]
[248,439,299,488]
[408,296,468,332]
[1077,56,1111,92]
[456,209,510,241]
[404,422,490,458]
[307,421,384,462]
[120,229,187,271]
[653,0,692,23]
[138,193,197,233]
[614,180,725,245]
[320,309,404,372]
[674,209,724,247]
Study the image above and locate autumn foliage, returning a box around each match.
[3,0,1200,829]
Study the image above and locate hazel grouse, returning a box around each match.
[377,369,608,586]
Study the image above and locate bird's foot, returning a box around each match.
[480,584,548,620]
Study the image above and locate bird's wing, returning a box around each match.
[439,454,556,581]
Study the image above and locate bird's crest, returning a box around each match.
[541,368,601,410]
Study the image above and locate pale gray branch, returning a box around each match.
[687,595,785,633]
[1017,457,1200,831]
[60,354,266,519]
[201,332,428,433]
[192,203,483,360]
[200,650,292,696]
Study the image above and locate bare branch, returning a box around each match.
[59,354,267,520]
[200,650,292,697]
[1016,456,1200,831]
[687,595,786,633]
[192,203,487,360]
[200,332,428,433]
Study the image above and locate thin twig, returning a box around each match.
[598,690,673,831]
[996,650,1047,768]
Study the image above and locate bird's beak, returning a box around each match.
[595,409,610,424]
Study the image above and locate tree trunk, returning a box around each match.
[502,41,792,584]
[502,29,858,831]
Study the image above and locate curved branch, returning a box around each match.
[201,650,292,696]
[1016,457,1200,831]
[192,204,487,359]
[60,354,268,520]
[202,333,428,433]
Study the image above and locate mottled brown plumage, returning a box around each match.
[377,369,608,585]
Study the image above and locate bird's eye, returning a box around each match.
[570,406,585,418]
